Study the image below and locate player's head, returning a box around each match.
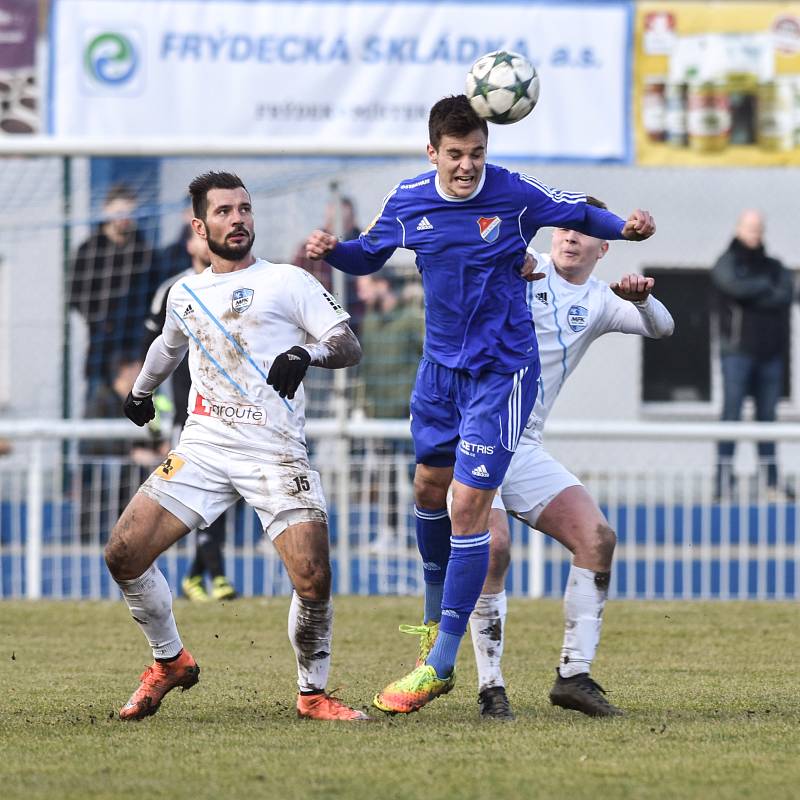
[550,196,609,276]
[427,95,488,199]
[188,171,255,262]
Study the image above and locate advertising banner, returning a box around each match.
[635,1,800,165]
[50,0,631,161]
[0,0,39,133]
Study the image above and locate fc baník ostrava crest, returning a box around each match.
[477,216,501,243]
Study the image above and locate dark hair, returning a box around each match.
[585,195,608,211]
[188,172,248,221]
[428,95,488,149]
[104,182,137,207]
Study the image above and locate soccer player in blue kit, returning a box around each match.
[305,95,656,714]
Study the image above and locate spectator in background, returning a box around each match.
[355,269,424,533]
[69,183,157,405]
[711,209,795,501]
[292,195,364,332]
[78,355,165,543]
[355,269,424,419]
[144,226,236,602]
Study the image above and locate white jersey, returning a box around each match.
[154,259,349,459]
[523,250,674,441]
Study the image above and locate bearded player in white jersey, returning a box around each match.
[406,197,674,719]
[105,172,368,722]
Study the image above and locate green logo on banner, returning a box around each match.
[84,33,138,85]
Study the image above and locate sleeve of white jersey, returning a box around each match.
[287,266,351,341]
[132,282,190,396]
[597,286,675,339]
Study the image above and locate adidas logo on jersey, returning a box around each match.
[535,292,548,306]
[182,304,195,317]
[471,464,490,478]
[416,216,433,231]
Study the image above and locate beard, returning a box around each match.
[206,226,255,261]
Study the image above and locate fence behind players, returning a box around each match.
[0,419,797,601]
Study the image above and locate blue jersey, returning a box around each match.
[353,164,623,376]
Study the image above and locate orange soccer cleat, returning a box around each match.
[296,692,370,721]
[118,649,200,721]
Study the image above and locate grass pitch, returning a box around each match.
[1,597,798,800]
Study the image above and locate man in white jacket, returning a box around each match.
[402,197,674,719]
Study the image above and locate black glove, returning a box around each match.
[123,391,156,426]
[267,346,312,400]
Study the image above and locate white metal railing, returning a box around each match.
[0,418,798,600]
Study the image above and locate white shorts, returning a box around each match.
[491,439,582,527]
[139,441,327,540]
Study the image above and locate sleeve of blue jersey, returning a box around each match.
[579,204,626,240]
[325,238,388,276]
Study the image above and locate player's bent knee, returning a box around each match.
[594,523,617,565]
[104,535,133,580]
[293,559,332,600]
[414,475,449,509]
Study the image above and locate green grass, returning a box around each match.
[1,597,798,800]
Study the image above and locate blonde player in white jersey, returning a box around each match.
[105,172,369,722]
[459,196,673,719]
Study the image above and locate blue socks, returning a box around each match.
[426,531,491,679]
[414,506,452,624]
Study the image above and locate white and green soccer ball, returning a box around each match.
[465,50,540,125]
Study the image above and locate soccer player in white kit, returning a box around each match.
[406,197,674,718]
[105,172,368,722]
[472,197,674,718]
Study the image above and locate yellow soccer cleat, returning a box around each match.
[181,575,210,603]
[211,575,237,601]
[373,664,455,714]
[399,621,439,667]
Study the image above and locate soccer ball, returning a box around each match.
[465,51,540,125]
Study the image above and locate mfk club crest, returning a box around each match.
[232,288,254,313]
[568,305,589,332]
[477,216,501,243]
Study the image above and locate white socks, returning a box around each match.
[469,591,507,691]
[117,564,183,660]
[559,564,608,678]
[288,591,333,693]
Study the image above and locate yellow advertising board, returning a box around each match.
[635,2,800,165]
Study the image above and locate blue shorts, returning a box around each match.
[410,357,539,490]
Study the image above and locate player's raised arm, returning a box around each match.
[607,274,674,338]
[609,273,655,301]
[305,229,339,260]
[620,209,656,241]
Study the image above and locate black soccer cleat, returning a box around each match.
[549,670,623,717]
[478,686,515,721]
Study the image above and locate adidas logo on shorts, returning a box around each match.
[471,464,490,478]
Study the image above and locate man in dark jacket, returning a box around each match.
[711,209,794,500]
[69,183,157,405]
